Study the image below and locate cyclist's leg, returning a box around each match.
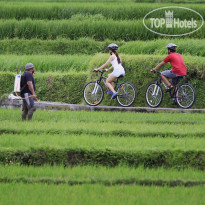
[107,74,114,88]
[106,74,117,93]
[161,70,176,87]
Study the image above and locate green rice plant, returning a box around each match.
[0,184,204,205]
[0,133,203,150]
[0,109,204,125]
[0,111,204,168]
[0,119,204,138]
[0,38,205,57]
[0,38,121,55]
[70,13,105,21]
[0,18,204,40]
[0,2,204,20]
[0,165,204,185]
[0,133,204,168]
[119,39,205,57]
[0,0,204,2]
[0,55,91,72]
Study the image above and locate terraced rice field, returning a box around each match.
[0,0,204,204]
[0,109,204,204]
[0,0,204,108]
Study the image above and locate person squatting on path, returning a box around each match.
[93,43,125,100]
[150,43,187,91]
[20,63,37,121]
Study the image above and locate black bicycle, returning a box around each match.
[146,71,196,109]
[83,70,136,107]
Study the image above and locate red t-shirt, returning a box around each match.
[163,53,187,75]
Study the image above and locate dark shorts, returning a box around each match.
[22,93,35,111]
[161,70,185,85]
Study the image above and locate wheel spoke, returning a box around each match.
[84,82,103,106]
[117,83,136,107]
[146,84,162,107]
[176,84,195,108]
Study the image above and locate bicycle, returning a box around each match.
[146,70,196,109]
[83,70,136,107]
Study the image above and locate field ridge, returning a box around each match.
[0,177,204,187]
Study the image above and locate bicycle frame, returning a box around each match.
[153,71,182,100]
[96,71,121,93]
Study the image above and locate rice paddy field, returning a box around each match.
[0,109,204,204]
[0,0,204,204]
[0,0,204,107]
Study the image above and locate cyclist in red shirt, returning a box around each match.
[151,43,187,91]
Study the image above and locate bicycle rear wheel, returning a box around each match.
[176,83,195,109]
[83,81,104,106]
[116,82,136,107]
[146,83,163,108]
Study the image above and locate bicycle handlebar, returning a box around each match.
[152,70,161,74]
[93,69,104,72]
[98,70,106,73]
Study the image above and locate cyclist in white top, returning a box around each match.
[94,43,125,100]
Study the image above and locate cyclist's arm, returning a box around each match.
[152,61,166,71]
[105,66,113,72]
[95,56,114,71]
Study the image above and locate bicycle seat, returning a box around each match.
[176,76,185,79]
[117,75,124,79]
[172,76,185,86]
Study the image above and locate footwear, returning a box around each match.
[111,92,118,100]
[107,90,113,95]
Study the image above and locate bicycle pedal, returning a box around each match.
[111,95,117,100]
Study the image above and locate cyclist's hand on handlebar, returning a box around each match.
[150,69,155,73]
[105,69,109,72]
[93,68,98,72]
[33,95,37,101]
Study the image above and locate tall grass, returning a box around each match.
[119,39,205,57]
[0,119,204,138]
[0,38,110,55]
[0,55,91,72]
[1,133,205,151]
[0,0,204,2]
[0,184,204,205]
[1,109,204,125]
[0,38,205,57]
[0,19,204,40]
[0,2,204,20]
[0,165,204,182]
[0,53,203,73]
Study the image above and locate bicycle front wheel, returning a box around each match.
[146,83,163,108]
[83,81,104,106]
[116,82,136,107]
[176,83,195,109]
